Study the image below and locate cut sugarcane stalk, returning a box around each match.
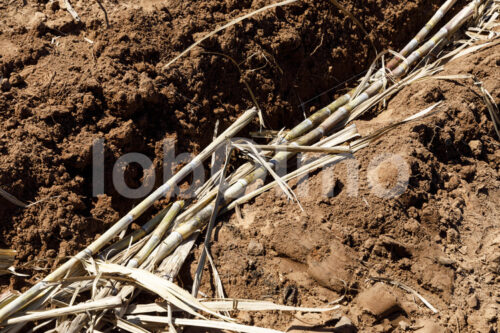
[0,108,257,322]
[151,1,480,266]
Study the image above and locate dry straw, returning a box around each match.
[369,276,438,313]
[126,298,341,314]
[162,0,299,70]
[478,81,500,139]
[63,201,185,332]
[0,189,27,208]
[5,296,122,325]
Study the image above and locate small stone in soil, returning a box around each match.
[414,319,445,333]
[404,218,420,234]
[356,283,400,317]
[237,312,253,325]
[467,293,479,309]
[333,316,356,333]
[247,240,265,256]
[436,256,456,266]
[468,140,483,156]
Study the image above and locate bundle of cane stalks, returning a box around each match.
[1,0,498,332]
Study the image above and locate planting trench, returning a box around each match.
[0,0,499,331]
[0,0,460,270]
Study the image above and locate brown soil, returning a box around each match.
[190,41,500,332]
[0,0,499,332]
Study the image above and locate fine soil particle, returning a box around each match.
[0,0,498,332]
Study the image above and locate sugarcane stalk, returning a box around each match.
[303,0,477,140]
[391,3,478,78]
[62,154,254,331]
[126,201,184,268]
[5,296,122,325]
[63,3,481,330]
[3,287,58,333]
[112,202,185,313]
[64,201,185,333]
[385,0,458,70]
[169,161,255,230]
[121,200,184,293]
[99,204,172,260]
[151,1,480,266]
[48,207,172,329]
[0,108,257,323]
[64,142,257,332]
[158,0,452,234]
[283,0,457,143]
